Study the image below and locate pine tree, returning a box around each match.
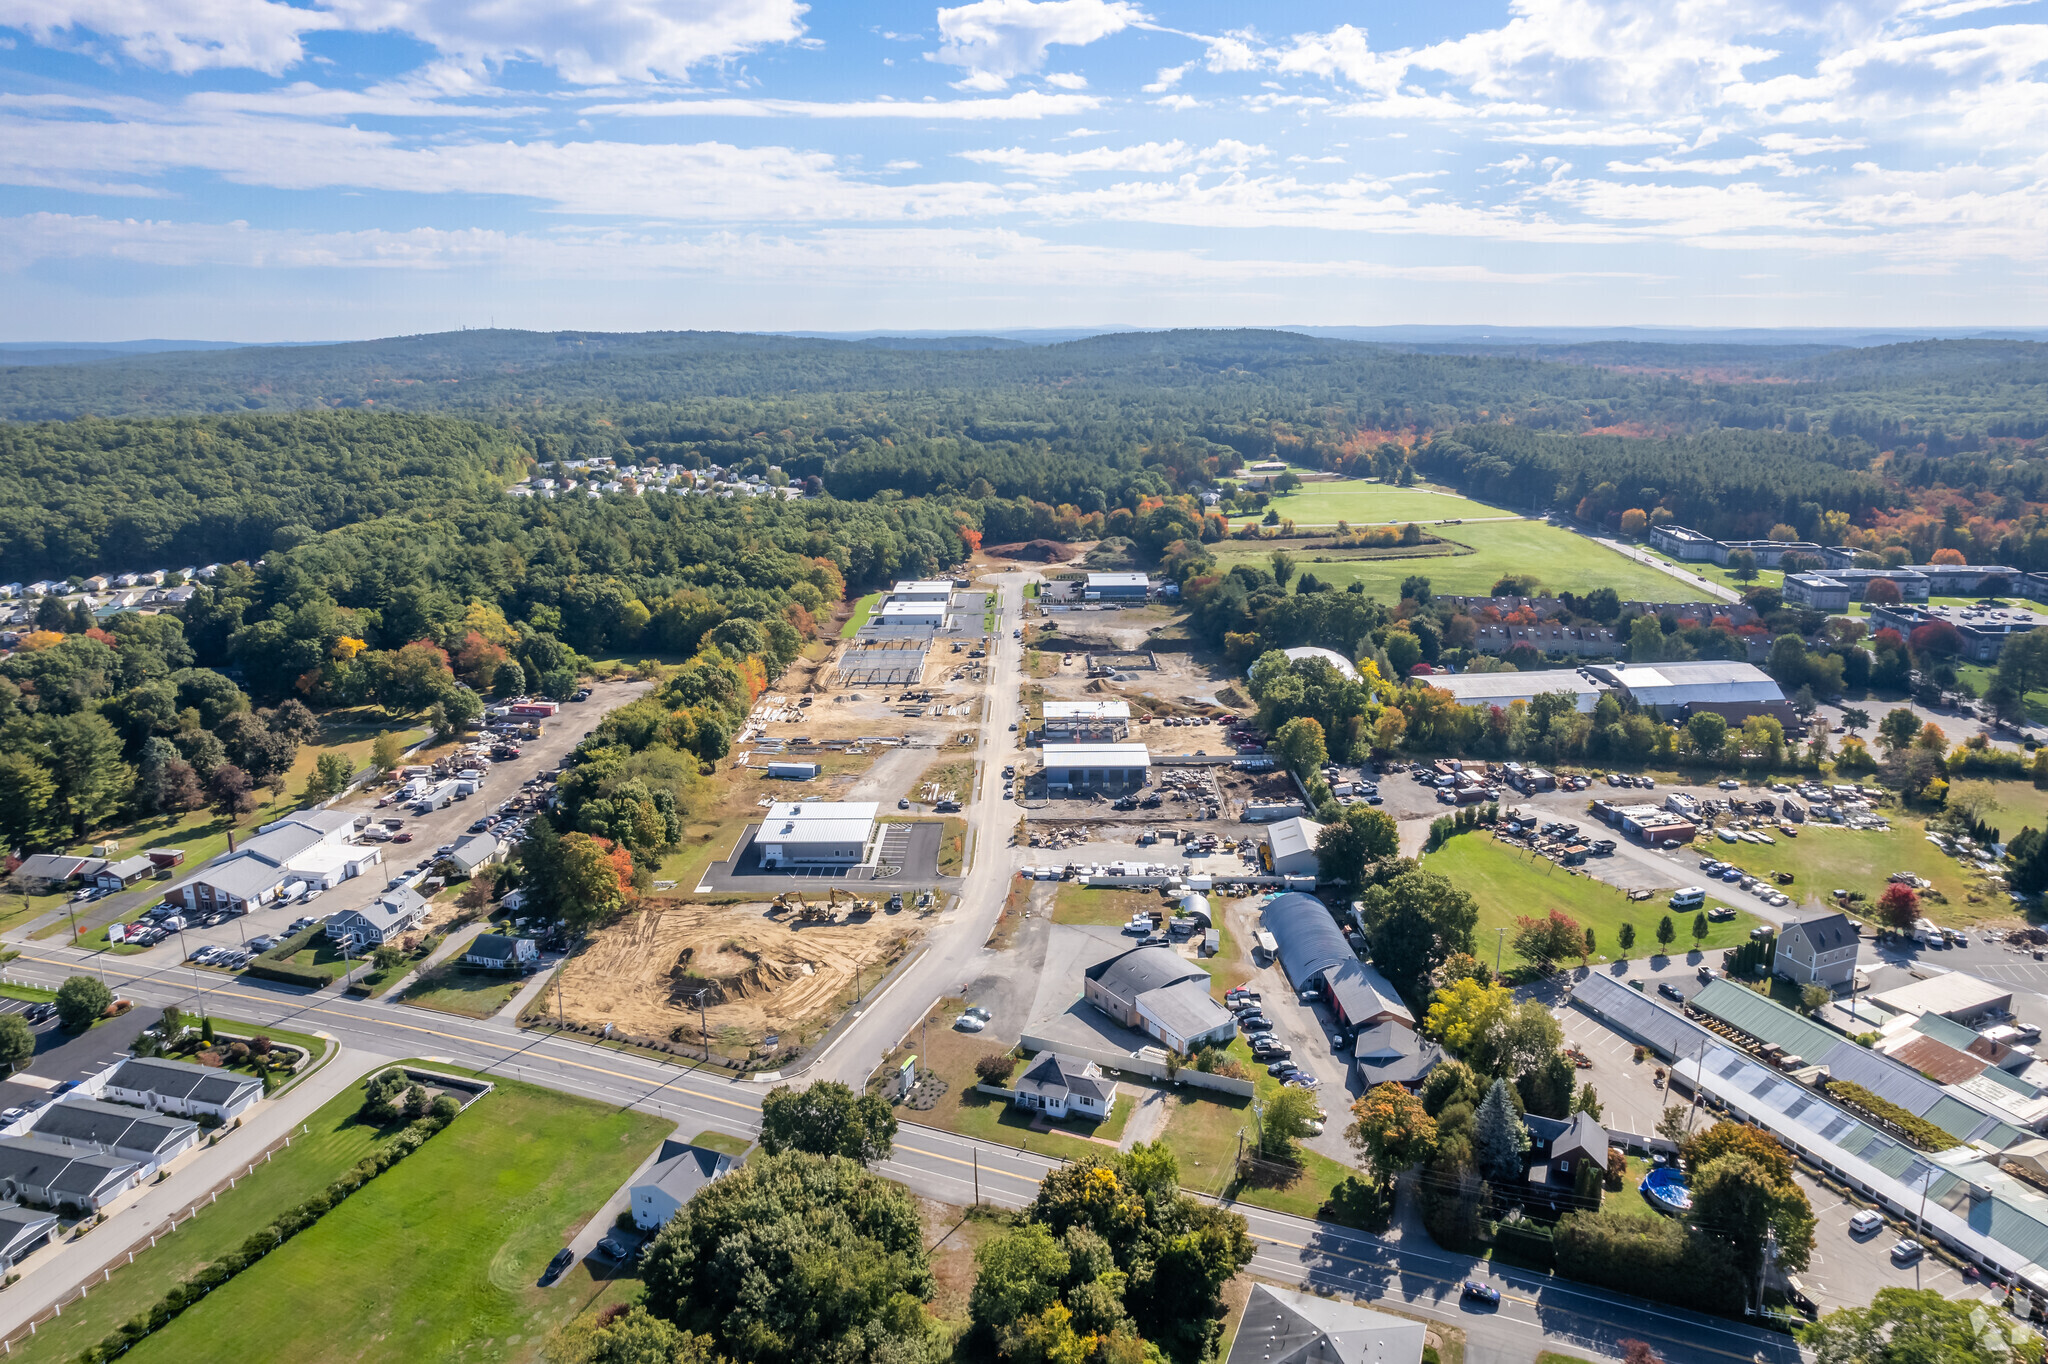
[1473,1078,1530,1182]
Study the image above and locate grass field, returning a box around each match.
[1960,664,2048,726]
[1213,519,1709,602]
[841,591,881,638]
[1422,834,1761,970]
[397,964,524,1018]
[1232,482,1513,527]
[1051,884,1161,927]
[1639,545,1785,595]
[110,1074,669,1364]
[1703,817,2023,928]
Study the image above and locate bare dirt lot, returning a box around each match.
[553,902,918,1048]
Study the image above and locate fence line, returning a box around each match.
[0,1125,307,1352]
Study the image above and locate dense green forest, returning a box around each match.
[10,329,2048,582]
[0,413,526,578]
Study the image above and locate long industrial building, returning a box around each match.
[1427,669,1605,713]
[1040,743,1150,795]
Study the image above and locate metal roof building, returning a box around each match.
[756,801,878,867]
[1041,743,1151,795]
[1573,972,2048,1297]
[1870,972,2015,1023]
[1262,893,1413,1032]
[1589,661,1786,709]
[1263,817,1325,878]
[1428,669,1607,713]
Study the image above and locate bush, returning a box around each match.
[1553,1207,1743,1313]
[55,975,112,1032]
[245,923,334,989]
[975,1052,1018,1086]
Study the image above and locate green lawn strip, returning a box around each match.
[1230,1146,1352,1220]
[1703,817,2016,928]
[1160,1090,1251,1197]
[0,982,57,1003]
[1604,1155,1667,1224]
[396,965,523,1018]
[114,1077,671,1364]
[687,1130,753,1159]
[1636,544,1785,595]
[9,1077,400,1363]
[1537,1352,1599,1364]
[841,591,881,639]
[1235,482,1514,527]
[212,1020,331,1071]
[1236,519,1707,602]
[1422,835,1760,972]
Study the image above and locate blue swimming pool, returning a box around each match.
[1641,1165,1692,1212]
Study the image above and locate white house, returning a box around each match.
[323,888,429,952]
[1009,1053,1113,1120]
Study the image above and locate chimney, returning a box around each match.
[227,831,236,853]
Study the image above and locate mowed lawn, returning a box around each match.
[1422,834,1760,971]
[1232,519,1709,602]
[1234,482,1514,526]
[119,1079,670,1364]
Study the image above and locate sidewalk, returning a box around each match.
[0,1042,390,1337]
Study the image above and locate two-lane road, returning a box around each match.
[0,937,1806,1364]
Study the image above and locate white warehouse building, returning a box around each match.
[889,580,953,603]
[756,802,879,868]
[1428,668,1606,713]
[1040,744,1151,795]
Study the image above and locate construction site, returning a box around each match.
[546,899,923,1054]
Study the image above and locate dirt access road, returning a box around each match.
[812,568,1035,1086]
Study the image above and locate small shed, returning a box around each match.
[766,761,821,781]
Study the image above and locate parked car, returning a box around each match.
[1849,1211,1883,1236]
[1266,1060,1295,1077]
[1658,982,1684,1001]
[1891,1239,1926,1263]
[539,1249,574,1286]
[596,1234,630,1259]
[963,1006,992,1022]
[954,1015,986,1032]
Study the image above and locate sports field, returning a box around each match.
[1422,834,1759,972]
[1215,519,1710,601]
[1237,482,1513,526]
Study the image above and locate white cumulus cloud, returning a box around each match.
[930,0,1143,89]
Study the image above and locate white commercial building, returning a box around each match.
[1264,817,1325,877]
[1588,661,1786,713]
[757,801,879,867]
[889,580,954,603]
[877,600,947,626]
[1040,743,1151,795]
[1428,669,1606,713]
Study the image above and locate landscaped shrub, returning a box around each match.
[974,1053,1017,1086]
[245,924,333,990]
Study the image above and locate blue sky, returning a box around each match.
[2,0,2046,339]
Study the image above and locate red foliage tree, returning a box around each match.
[1876,882,1920,931]
[1865,577,1904,606]
[1909,619,1964,658]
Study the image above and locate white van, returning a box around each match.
[1670,887,1707,910]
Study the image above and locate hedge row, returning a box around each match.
[73,1109,454,1363]
[243,924,332,990]
[1824,1080,1957,1152]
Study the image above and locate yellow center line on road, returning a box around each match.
[16,950,763,1114]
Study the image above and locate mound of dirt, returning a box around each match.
[986,539,1077,563]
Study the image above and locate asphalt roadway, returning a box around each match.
[0,934,1805,1364]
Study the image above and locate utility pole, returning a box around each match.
[695,988,709,1062]
[556,968,564,1030]
[1495,926,1507,975]
[973,1149,980,1206]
